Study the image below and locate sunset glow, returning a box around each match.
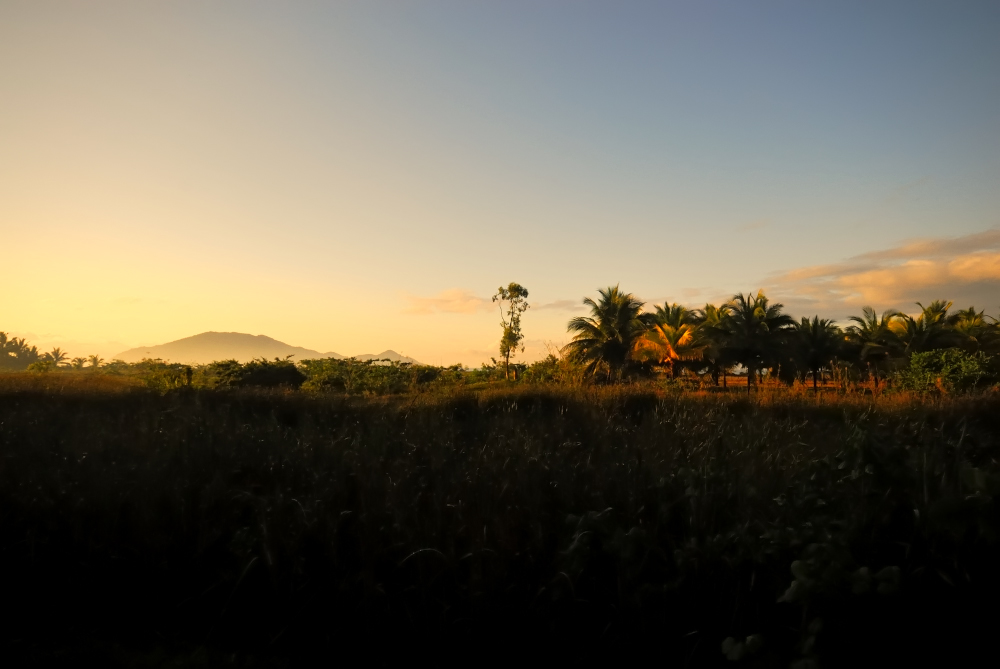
[3,2,998,364]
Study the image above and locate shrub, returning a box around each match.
[27,359,55,373]
[896,348,993,392]
[299,358,437,394]
[128,358,190,391]
[240,357,306,388]
[523,354,559,383]
[207,357,306,389]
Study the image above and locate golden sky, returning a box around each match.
[3,2,999,364]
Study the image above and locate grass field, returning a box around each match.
[2,378,998,666]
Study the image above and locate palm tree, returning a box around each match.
[42,347,69,368]
[721,290,795,394]
[794,316,843,389]
[88,354,104,370]
[15,338,39,370]
[0,333,11,370]
[892,300,963,354]
[693,303,733,387]
[953,307,998,354]
[71,357,87,370]
[635,301,703,377]
[0,333,39,371]
[845,306,903,380]
[634,321,704,378]
[652,302,697,328]
[563,285,648,381]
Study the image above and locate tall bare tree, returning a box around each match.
[493,283,530,380]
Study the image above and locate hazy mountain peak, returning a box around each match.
[113,331,344,365]
[349,350,421,364]
[113,332,421,365]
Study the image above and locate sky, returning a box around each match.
[2,1,999,365]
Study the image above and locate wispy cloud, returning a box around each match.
[403,289,489,315]
[640,287,715,307]
[765,228,1000,317]
[533,299,586,312]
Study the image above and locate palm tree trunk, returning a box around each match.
[747,364,753,396]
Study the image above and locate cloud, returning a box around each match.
[764,228,1000,317]
[533,299,586,312]
[855,228,1000,262]
[403,289,489,315]
[640,288,715,307]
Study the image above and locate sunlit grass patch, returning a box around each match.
[0,370,142,394]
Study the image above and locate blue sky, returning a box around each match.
[2,1,999,364]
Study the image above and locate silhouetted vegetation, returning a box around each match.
[4,287,998,394]
[3,289,1000,664]
[493,282,530,380]
[0,332,39,371]
[560,287,1000,393]
[1,384,998,665]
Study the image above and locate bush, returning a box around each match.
[128,358,191,391]
[523,354,560,383]
[896,348,994,392]
[299,357,438,394]
[240,357,306,388]
[208,357,305,389]
[27,359,55,373]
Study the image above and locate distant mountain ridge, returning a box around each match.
[113,332,420,365]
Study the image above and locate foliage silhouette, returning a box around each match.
[41,346,69,367]
[563,285,649,381]
[719,290,795,394]
[794,316,844,389]
[493,282,530,380]
[893,300,965,355]
[1,386,998,665]
[0,332,39,371]
[845,306,903,381]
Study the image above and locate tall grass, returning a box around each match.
[1,382,997,666]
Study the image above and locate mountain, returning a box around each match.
[351,350,421,365]
[113,332,421,365]
[114,332,343,364]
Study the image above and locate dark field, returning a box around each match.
[2,382,999,667]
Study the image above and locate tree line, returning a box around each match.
[4,285,998,393]
[0,334,105,372]
[559,285,999,392]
